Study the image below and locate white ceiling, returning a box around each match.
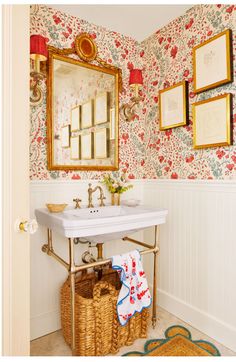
[49,5,193,42]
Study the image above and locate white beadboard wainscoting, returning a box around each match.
[30,178,236,352]
[30,179,144,340]
[143,179,236,352]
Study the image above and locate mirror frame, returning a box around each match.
[46,34,122,171]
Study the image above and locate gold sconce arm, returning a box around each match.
[121,75,143,122]
[121,96,141,122]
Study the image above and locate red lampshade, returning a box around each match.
[30,35,48,61]
[129,69,143,86]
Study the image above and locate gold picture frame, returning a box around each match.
[71,105,80,132]
[94,128,109,159]
[81,132,93,160]
[159,81,187,130]
[70,135,80,160]
[81,100,93,129]
[94,92,109,125]
[193,29,232,93]
[61,125,70,148]
[193,93,231,149]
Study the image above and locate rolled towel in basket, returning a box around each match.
[112,249,152,326]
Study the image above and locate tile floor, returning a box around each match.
[30,307,236,356]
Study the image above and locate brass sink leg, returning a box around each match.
[152,225,159,329]
[68,237,76,356]
[96,243,104,260]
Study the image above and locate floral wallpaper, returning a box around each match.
[30,4,144,180]
[141,4,236,180]
[30,4,236,181]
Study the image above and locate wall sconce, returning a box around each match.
[122,69,143,122]
[30,34,48,106]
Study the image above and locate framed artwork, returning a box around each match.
[71,105,80,131]
[81,133,93,160]
[110,108,116,140]
[94,92,109,125]
[94,128,108,159]
[61,125,70,148]
[193,29,232,93]
[70,136,80,160]
[81,100,93,129]
[159,81,187,130]
[193,93,231,149]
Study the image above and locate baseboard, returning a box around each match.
[30,310,61,341]
[158,288,236,352]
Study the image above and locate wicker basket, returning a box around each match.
[61,268,149,356]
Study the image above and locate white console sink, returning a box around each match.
[35,205,168,243]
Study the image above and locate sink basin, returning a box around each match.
[64,205,128,219]
[35,205,168,242]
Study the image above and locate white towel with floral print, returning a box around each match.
[112,249,152,326]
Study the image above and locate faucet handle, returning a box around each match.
[73,198,82,209]
[98,194,106,207]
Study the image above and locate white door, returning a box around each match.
[2,5,30,356]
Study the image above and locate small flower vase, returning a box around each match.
[111,193,120,206]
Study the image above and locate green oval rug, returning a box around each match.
[123,325,221,356]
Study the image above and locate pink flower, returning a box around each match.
[62,32,69,39]
[138,132,144,141]
[170,46,178,59]
[226,5,234,13]
[121,133,129,144]
[186,155,194,163]
[189,92,195,99]
[115,39,121,47]
[164,81,170,88]
[158,37,164,45]
[216,150,226,159]
[226,164,234,171]
[127,62,134,70]
[231,155,236,163]
[158,156,164,163]
[140,50,144,57]
[183,69,189,77]
[153,96,158,103]
[128,174,135,179]
[167,37,172,43]
[152,80,158,86]
[53,15,61,25]
[171,173,178,179]
[185,18,194,30]
[207,30,213,36]
[165,129,172,138]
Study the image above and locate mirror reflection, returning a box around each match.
[47,52,120,170]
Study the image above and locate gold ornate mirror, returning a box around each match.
[47,34,121,171]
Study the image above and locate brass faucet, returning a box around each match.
[88,183,106,208]
[73,198,82,209]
